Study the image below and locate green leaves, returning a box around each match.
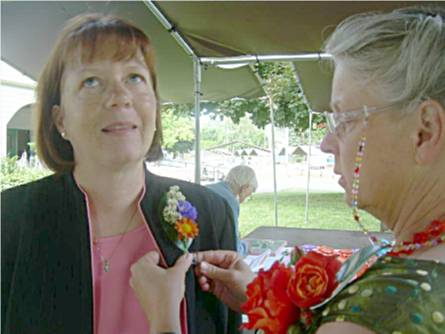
[161,106,195,156]
[205,62,325,136]
[160,62,327,151]
[0,156,50,191]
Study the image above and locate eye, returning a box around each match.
[127,73,146,85]
[82,77,100,88]
[335,120,355,138]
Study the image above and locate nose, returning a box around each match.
[320,132,337,155]
[105,81,132,109]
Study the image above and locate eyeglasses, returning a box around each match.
[314,104,398,137]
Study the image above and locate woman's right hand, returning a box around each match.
[194,250,256,312]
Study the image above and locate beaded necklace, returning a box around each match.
[388,219,445,256]
[349,108,445,256]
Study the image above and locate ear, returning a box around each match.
[413,100,445,165]
[240,184,249,194]
[52,105,66,137]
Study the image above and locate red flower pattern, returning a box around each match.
[287,251,341,309]
[241,262,300,334]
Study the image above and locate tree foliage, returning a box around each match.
[0,157,50,191]
[205,62,325,134]
[201,116,267,150]
[160,62,326,152]
[161,105,195,156]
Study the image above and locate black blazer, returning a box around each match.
[1,170,241,334]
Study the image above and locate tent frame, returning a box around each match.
[145,0,329,226]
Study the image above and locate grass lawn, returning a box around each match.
[239,191,381,237]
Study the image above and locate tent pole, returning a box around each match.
[291,64,315,225]
[305,111,313,225]
[201,53,331,65]
[250,66,279,227]
[268,96,279,227]
[194,57,202,184]
[143,1,195,57]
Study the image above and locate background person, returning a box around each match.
[206,165,257,255]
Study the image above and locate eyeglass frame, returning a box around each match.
[313,103,401,136]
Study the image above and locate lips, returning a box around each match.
[102,122,137,133]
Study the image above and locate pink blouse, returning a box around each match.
[93,223,152,334]
[79,184,188,334]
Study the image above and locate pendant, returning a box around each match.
[103,259,110,273]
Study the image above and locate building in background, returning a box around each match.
[0,60,36,158]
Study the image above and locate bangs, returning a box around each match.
[63,19,150,65]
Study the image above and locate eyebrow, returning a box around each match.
[74,60,148,74]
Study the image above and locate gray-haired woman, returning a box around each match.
[130,6,445,334]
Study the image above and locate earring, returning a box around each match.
[351,133,379,246]
[61,131,66,138]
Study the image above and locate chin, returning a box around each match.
[106,152,145,168]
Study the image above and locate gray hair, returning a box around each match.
[324,6,445,109]
[225,165,258,193]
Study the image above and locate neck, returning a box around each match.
[371,176,445,243]
[74,161,145,207]
[74,161,145,238]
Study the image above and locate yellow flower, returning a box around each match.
[175,218,199,240]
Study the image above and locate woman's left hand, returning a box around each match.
[130,251,193,333]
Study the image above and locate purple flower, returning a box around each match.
[177,200,198,221]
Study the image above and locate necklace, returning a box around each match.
[388,219,445,257]
[94,204,140,273]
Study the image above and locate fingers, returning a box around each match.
[198,275,211,292]
[173,253,193,274]
[198,261,234,283]
[194,250,239,268]
[130,251,161,279]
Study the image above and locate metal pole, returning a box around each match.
[194,57,202,184]
[268,96,279,227]
[305,111,313,225]
[250,65,279,227]
[290,63,316,225]
[143,0,195,57]
[201,53,331,65]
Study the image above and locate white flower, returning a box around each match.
[167,198,178,206]
[170,185,180,192]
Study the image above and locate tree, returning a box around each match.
[201,116,267,150]
[161,105,195,157]
[160,62,326,148]
[204,62,325,137]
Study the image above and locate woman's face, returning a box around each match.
[54,45,157,169]
[320,62,410,210]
